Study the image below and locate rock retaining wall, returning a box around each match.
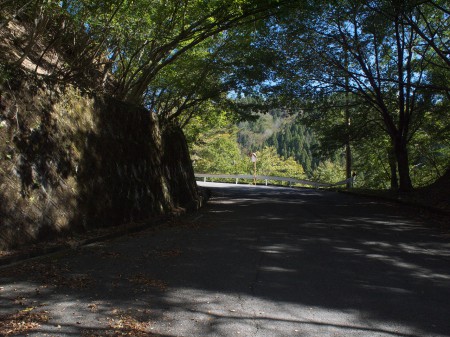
[0,76,201,250]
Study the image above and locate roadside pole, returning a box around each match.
[251,153,257,185]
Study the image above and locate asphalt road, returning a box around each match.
[1,182,450,337]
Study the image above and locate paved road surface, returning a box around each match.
[1,182,450,337]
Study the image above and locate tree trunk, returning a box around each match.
[388,145,399,190]
[394,136,413,191]
[344,50,352,188]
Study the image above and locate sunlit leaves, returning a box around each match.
[256,146,305,179]
[191,127,243,174]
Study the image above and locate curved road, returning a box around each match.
[1,182,450,337]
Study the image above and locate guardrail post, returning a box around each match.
[235,178,238,184]
[265,179,268,186]
[204,177,206,182]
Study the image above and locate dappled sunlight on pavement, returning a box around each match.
[147,288,424,337]
[1,183,450,336]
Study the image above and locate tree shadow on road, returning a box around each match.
[1,185,450,336]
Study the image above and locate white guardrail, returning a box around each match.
[195,174,354,188]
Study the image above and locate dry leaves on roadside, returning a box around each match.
[127,274,168,292]
[82,309,158,337]
[13,296,28,306]
[0,307,50,336]
[107,312,149,336]
[88,303,99,313]
[11,261,95,289]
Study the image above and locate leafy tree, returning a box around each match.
[190,126,243,175]
[312,160,346,185]
[75,0,293,102]
[256,146,305,180]
[4,0,448,191]
[2,0,295,101]
[399,0,450,72]
[265,0,449,191]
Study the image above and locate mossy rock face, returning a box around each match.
[0,77,199,250]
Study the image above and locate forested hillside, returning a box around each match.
[187,106,344,184]
[187,116,307,181]
[263,122,319,175]
[237,110,320,176]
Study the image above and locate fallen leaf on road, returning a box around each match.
[82,309,160,337]
[128,274,168,291]
[13,296,28,306]
[0,309,50,336]
[88,303,99,312]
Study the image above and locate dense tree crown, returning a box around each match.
[1,0,448,189]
